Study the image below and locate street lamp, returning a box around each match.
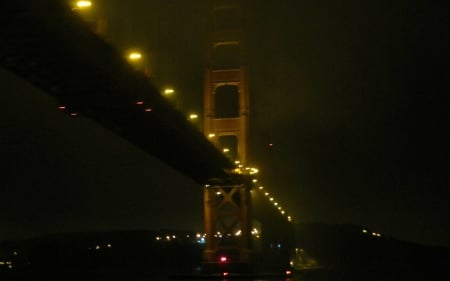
[189,113,198,120]
[127,52,142,61]
[164,88,175,96]
[75,1,92,9]
[126,50,151,76]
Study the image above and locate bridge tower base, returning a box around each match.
[202,179,253,273]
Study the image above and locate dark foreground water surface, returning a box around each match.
[2,267,448,281]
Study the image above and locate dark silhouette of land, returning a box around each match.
[1,224,449,281]
[294,223,450,281]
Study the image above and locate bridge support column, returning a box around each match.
[203,180,253,273]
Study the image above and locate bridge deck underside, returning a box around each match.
[0,1,233,183]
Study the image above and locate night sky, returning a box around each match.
[1,0,449,247]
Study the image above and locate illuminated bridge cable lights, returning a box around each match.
[243,170,293,223]
[231,162,293,223]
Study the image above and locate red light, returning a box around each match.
[70,112,78,117]
[285,270,292,276]
[58,106,66,110]
[268,143,274,147]
[219,256,228,263]
[145,108,152,112]
[222,272,229,277]
[136,101,144,105]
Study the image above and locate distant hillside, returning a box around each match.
[2,225,449,281]
[0,229,203,280]
[293,223,450,281]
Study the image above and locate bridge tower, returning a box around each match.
[203,0,249,165]
[203,0,253,272]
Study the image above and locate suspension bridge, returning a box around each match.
[0,0,294,275]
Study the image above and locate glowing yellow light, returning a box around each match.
[128,52,142,60]
[164,88,174,95]
[235,160,240,164]
[287,216,292,222]
[223,148,230,153]
[76,1,92,8]
[259,186,264,190]
[264,192,269,196]
[362,229,368,233]
[269,197,274,201]
[249,167,259,175]
[281,211,285,214]
[274,202,278,206]
[208,133,216,138]
[189,113,198,120]
[252,179,258,183]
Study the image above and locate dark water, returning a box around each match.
[2,268,447,281]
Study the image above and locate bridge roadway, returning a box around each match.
[0,0,233,183]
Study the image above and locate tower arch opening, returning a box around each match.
[214,84,239,118]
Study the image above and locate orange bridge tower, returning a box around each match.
[203,0,249,165]
[202,0,253,273]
